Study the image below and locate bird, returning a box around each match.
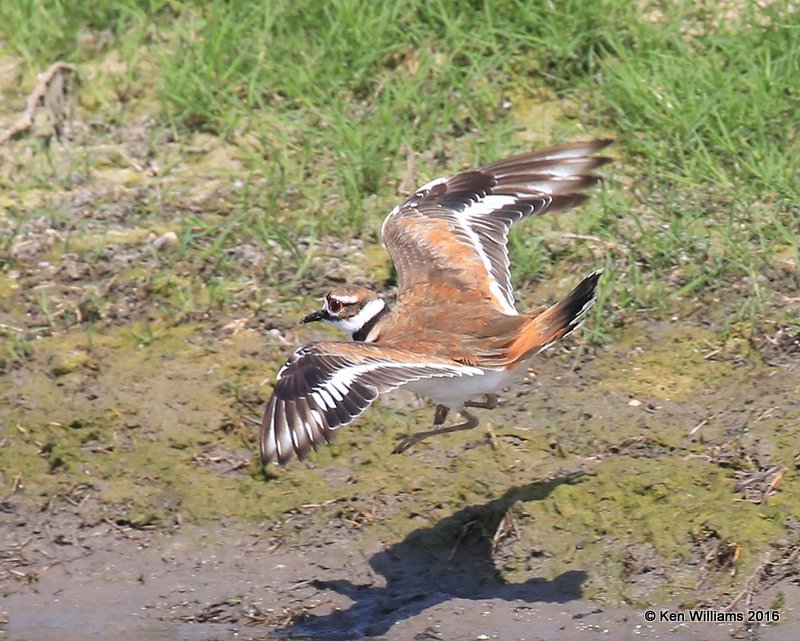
[260,140,611,465]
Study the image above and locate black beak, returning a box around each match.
[301,309,327,324]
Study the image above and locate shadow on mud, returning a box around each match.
[283,472,588,640]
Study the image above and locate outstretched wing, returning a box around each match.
[381,140,611,314]
[261,342,483,465]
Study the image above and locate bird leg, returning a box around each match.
[465,393,498,410]
[392,409,479,455]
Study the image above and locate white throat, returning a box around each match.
[327,298,386,338]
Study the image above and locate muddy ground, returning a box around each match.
[1,315,798,641]
[1,59,799,640]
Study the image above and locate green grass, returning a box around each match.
[0,0,166,64]
[1,0,798,332]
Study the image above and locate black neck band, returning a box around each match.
[352,303,389,342]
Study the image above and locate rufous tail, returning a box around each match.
[508,269,602,362]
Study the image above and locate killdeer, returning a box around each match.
[261,140,611,465]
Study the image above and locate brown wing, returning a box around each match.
[381,140,611,314]
[261,342,483,465]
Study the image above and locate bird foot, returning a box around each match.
[391,409,480,454]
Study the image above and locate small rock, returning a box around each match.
[628,399,642,407]
[152,231,179,250]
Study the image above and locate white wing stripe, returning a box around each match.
[453,194,519,314]
[571,298,597,327]
[300,410,317,443]
[325,360,483,396]
[327,381,344,402]
[460,194,519,220]
[265,355,484,464]
[276,403,292,461]
[290,419,301,450]
[311,391,327,410]
[318,388,335,409]
[330,378,350,398]
[264,410,277,459]
[309,408,324,428]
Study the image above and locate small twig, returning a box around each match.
[688,419,708,437]
[761,466,786,504]
[299,498,339,509]
[0,61,76,145]
[755,407,778,422]
[491,508,520,555]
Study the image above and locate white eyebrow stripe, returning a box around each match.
[328,298,387,338]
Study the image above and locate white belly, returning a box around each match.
[404,361,529,409]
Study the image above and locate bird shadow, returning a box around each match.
[279,470,588,640]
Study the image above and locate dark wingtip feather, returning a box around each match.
[478,139,613,174]
[482,140,611,212]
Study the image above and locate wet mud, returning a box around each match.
[1,308,798,640]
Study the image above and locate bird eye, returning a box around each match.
[328,299,343,313]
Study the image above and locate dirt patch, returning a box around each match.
[2,311,799,639]
[2,470,799,641]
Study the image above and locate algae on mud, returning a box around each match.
[4,290,797,608]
